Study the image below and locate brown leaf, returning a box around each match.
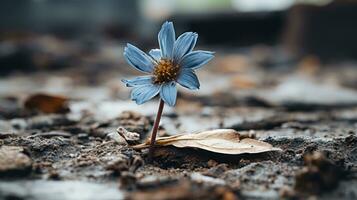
[24,93,69,113]
[132,129,281,155]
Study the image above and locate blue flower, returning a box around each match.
[122,21,214,106]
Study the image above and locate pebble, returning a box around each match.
[0,146,32,177]
[106,131,128,145]
[116,126,140,144]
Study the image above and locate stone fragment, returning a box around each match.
[0,146,32,177]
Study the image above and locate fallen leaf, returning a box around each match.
[132,129,281,155]
[24,93,69,113]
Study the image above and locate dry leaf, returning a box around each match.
[132,129,281,155]
[24,93,69,113]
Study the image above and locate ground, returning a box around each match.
[0,38,357,200]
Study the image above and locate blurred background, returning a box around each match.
[1,0,357,121]
[1,0,357,74]
[2,1,357,199]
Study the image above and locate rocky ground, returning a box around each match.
[0,37,357,200]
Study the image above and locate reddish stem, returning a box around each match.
[149,99,165,157]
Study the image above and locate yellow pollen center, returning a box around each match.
[152,59,179,84]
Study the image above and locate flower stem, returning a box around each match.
[149,99,165,157]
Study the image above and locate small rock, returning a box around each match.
[0,146,32,177]
[117,126,140,144]
[107,131,128,145]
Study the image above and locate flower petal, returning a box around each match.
[149,49,161,62]
[177,69,200,90]
[124,43,155,73]
[158,21,175,59]
[131,84,160,105]
[122,76,153,87]
[160,81,177,107]
[173,32,198,62]
[180,50,214,70]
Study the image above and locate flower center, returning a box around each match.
[152,59,179,84]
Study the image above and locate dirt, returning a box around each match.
[1,38,357,200]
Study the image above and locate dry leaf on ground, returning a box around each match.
[24,93,69,113]
[132,129,281,155]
